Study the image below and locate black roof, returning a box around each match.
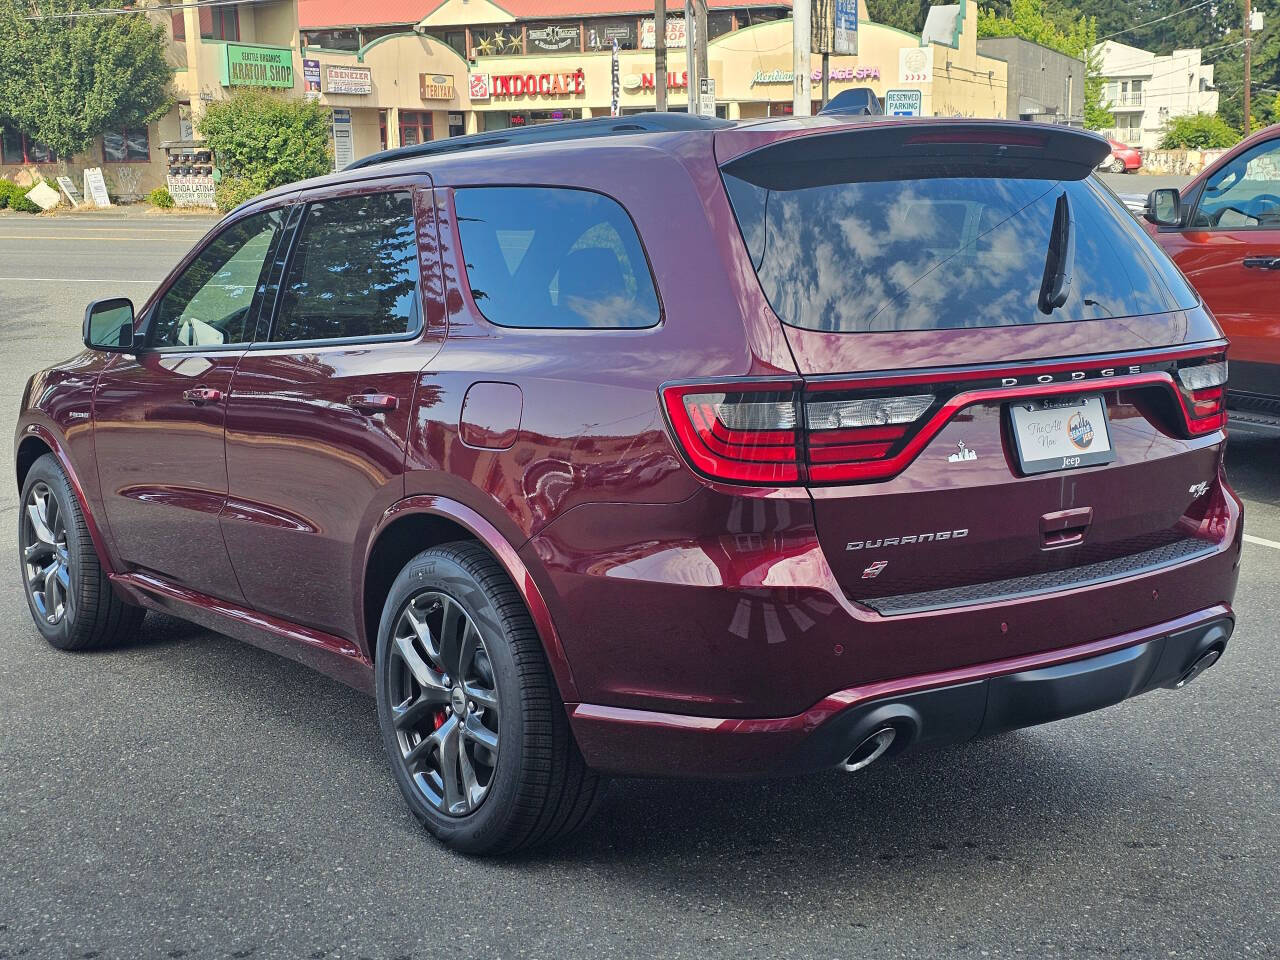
[344,112,733,170]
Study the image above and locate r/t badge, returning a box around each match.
[862,560,889,579]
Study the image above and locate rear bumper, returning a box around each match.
[568,607,1233,778]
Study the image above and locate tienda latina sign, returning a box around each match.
[221,43,294,89]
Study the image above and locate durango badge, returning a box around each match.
[847,529,969,550]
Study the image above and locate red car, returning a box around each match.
[1104,138,1143,173]
[1138,122,1280,434]
[17,116,1240,855]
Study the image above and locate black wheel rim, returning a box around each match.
[388,591,500,817]
[21,481,72,626]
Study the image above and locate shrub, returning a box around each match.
[213,176,262,214]
[1159,114,1241,150]
[148,186,175,208]
[0,179,42,213]
[198,90,332,212]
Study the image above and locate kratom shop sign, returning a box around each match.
[222,43,295,89]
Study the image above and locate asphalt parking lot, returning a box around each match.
[0,209,1276,960]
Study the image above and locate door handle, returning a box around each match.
[347,393,398,414]
[182,387,223,405]
[1242,257,1280,270]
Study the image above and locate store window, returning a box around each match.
[378,110,389,151]
[271,192,421,343]
[472,27,523,56]
[301,29,360,51]
[103,127,150,163]
[1,129,56,165]
[398,111,433,146]
[454,187,661,329]
[585,19,636,50]
[707,11,734,38]
[199,4,239,41]
[741,7,786,25]
[527,22,581,53]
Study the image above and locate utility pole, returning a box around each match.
[694,0,709,105]
[655,0,667,111]
[793,0,812,115]
[684,0,698,113]
[1244,0,1252,136]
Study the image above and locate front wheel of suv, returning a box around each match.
[374,541,606,855]
[19,453,145,650]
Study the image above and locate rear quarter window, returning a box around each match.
[723,169,1200,333]
[454,186,661,329]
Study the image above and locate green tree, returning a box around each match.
[197,90,332,212]
[1159,112,1241,148]
[0,0,172,161]
[865,0,932,35]
[978,0,1111,128]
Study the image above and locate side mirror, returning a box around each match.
[1145,188,1182,227]
[83,298,135,353]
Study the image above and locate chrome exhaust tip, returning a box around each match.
[1170,647,1222,690]
[839,726,897,773]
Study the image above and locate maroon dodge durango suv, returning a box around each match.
[16,114,1241,854]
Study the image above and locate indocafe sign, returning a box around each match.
[470,70,586,100]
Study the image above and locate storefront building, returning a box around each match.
[3,0,1005,200]
[299,0,1007,154]
[0,0,305,201]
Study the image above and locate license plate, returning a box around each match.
[1008,394,1115,475]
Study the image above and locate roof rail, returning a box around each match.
[345,112,734,170]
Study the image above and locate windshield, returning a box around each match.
[722,171,1199,333]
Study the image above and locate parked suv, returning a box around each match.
[1134,122,1280,435]
[16,115,1241,855]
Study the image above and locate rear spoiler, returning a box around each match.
[719,120,1111,187]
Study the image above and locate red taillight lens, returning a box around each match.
[661,383,801,484]
[1176,357,1228,434]
[804,392,934,481]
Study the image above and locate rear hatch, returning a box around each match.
[711,119,1229,612]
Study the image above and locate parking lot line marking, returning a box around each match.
[1243,533,1280,550]
[0,276,160,284]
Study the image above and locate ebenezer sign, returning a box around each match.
[221,43,294,88]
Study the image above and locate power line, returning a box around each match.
[1098,0,1215,43]
[23,0,243,20]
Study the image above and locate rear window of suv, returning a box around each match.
[722,163,1199,333]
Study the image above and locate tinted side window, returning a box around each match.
[271,191,421,343]
[454,187,660,329]
[151,209,284,348]
[1192,139,1280,228]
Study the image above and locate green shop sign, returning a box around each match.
[221,43,294,89]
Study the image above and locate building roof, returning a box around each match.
[299,0,787,29]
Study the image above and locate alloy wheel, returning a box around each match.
[388,591,501,817]
[22,481,72,625]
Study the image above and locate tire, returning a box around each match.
[375,541,606,855]
[1110,157,1126,174]
[18,453,145,651]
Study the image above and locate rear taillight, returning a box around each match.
[1176,357,1228,434]
[660,382,801,484]
[804,392,934,482]
[662,349,1226,487]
